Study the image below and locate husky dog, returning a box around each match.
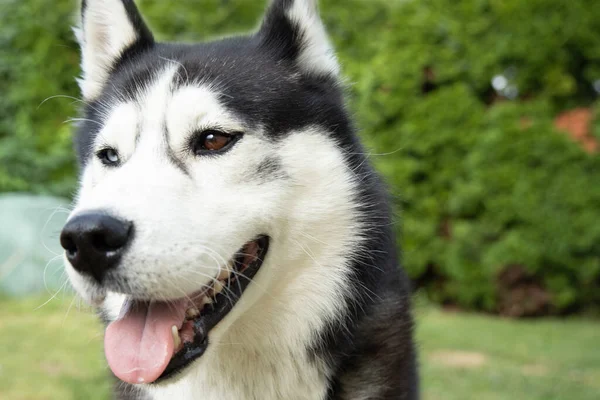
[61,0,418,398]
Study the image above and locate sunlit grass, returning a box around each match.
[0,296,110,400]
[417,307,600,400]
[1,295,598,399]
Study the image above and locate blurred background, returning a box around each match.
[1,0,599,399]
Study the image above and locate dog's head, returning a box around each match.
[63,0,363,385]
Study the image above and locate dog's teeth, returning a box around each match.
[217,268,231,281]
[186,307,200,319]
[213,280,224,295]
[172,325,181,349]
[198,296,213,308]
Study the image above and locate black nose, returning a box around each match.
[60,212,133,283]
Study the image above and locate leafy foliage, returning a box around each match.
[350,0,600,314]
[1,0,599,314]
[0,0,80,196]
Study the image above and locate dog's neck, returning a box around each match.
[147,337,329,399]
[141,249,350,400]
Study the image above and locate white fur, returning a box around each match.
[66,65,363,398]
[286,0,340,77]
[67,67,259,300]
[77,0,141,100]
[145,128,361,400]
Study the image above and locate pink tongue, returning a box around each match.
[105,299,187,384]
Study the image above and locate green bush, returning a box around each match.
[353,0,600,314]
[1,0,599,314]
[0,0,80,196]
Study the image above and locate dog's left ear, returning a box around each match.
[75,0,154,100]
[258,0,340,78]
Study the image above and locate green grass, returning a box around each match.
[1,296,598,400]
[0,296,110,400]
[416,307,600,400]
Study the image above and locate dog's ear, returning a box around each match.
[258,0,339,78]
[75,0,154,100]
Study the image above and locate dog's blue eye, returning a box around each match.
[97,148,120,166]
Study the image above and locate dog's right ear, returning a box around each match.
[75,0,154,100]
[258,0,339,79]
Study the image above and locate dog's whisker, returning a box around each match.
[62,295,78,326]
[35,279,70,311]
[64,117,104,127]
[41,255,64,295]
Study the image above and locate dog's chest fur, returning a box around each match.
[146,347,328,400]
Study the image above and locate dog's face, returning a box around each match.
[63,0,361,386]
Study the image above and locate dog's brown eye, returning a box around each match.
[203,131,231,151]
[191,130,240,156]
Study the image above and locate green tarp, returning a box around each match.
[0,194,70,297]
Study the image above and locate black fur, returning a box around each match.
[77,37,346,165]
[254,157,287,181]
[164,130,191,177]
[76,1,418,398]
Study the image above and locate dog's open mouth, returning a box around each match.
[104,236,269,385]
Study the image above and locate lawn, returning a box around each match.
[1,295,598,400]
